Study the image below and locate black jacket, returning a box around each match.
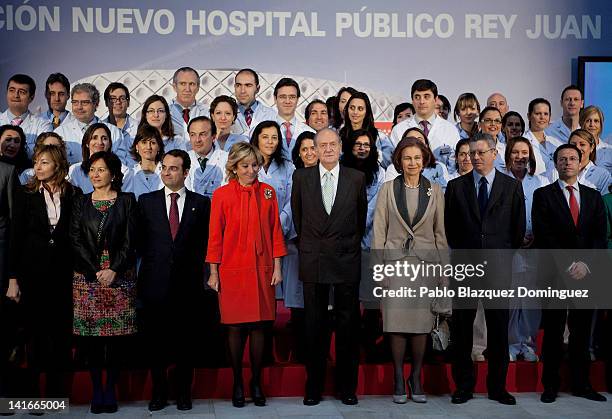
[70,192,137,280]
[0,161,17,295]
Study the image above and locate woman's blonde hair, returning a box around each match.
[26,145,70,194]
[579,105,604,139]
[226,142,264,181]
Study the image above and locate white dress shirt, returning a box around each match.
[558,179,581,211]
[319,162,340,206]
[164,186,186,222]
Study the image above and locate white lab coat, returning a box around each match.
[523,130,563,181]
[276,115,316,161]
[185,147,228,198]
[233,101,277,137]
[170,100,210,142]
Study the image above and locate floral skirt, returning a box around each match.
[72,270,137,337]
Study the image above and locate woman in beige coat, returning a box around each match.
[372,137,450,404]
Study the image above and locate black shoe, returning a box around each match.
[540,388,557,403]
[148,398,168,411]
[250,381,266,407]
[232,384,245,408]
[90,403,104,414]
[303,395,320,406]
[451,390,473,404]
[103,403,118,414]
[341,394,358,405]
[488,391,516,405]
[176,396,192,411]
[573,388,607,402]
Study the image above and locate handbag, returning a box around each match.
[431,314,450,351]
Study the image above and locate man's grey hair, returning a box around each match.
[71,83,100,105]
[470,132,496,149]
[314,127,340,145]
[172,67,200,86]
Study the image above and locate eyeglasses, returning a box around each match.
[482,118,502,125]
[457,151,470,159]
[146,109,166,115]
[109,96,127,103]
[354,142,371,149]
[469,148,495,158]
[72,100,93,107]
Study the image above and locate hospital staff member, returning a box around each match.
[127,125,164,200]
[138,95,189,152]
[233,68,277,136]
[169,67,210,140]
[209,95,249,152]
[522,98,560,180]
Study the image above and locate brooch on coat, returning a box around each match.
[264,188,273,200]
[427,187,432,197]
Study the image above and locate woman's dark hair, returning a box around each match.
[138,94,174,139]
[341,128,379,187]
[0,124,30,172]
[392,137,432,174]
[81,123,112,173]
[454,138,471,172]
[401,127,437,168]
[292,131,316,169]
[479,106,503,122]
[130,125,165,163]
[502,111,526,137]
[392,103,415,127]
[84,151,123,192]
[332,86,357,129]
[505,136,537,176]
[527,98,552,131]
[250,120,285,167]
[210,95,238,125]
[339,91,378,157]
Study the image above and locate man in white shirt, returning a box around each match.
[487,92,509,117]
[390,79,460,174]
[54,83,128,165]
[43,73,72,129]
[274,78,315,160]
[233,68,277,136]
[169,67,209,141]
[185,116,227,198]
[546,85,584,142]
[305,99,329,132]
[0,74,52,158]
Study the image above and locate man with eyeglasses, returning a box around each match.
[390,79,460,175]
[169,67,210,142]
[532,143,607,404]
[274,78,315,161]
[0,74,52,158]
[102,82,140,154]
[445,132,525,406]
[55,83,129,165]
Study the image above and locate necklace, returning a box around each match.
[404,182,420,189]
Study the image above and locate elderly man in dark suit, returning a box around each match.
[291,128,367,406]
[533,143,607,403]
[445,132,525,405]
[137,150,211,411]
[0,160,17,399]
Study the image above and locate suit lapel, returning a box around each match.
[576,183,590,231]
[463,173,481,223]
[411,176,432,230]
[310,166,329,221]
[158,189,174,240]
[393,176,412,228]
[174,190,194,242]
[484,170,504,216]
[328,166,349,220]
[552,181,577,230]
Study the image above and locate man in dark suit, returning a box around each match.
[291,128,367,406]
[0,161,17,399]
[137,150,211,411]
[445,132,525,405]
[532,143,607,403]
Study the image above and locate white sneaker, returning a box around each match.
[509,351,517,362]
[472,351,485,362]
[521,347,539,362]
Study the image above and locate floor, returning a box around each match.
[9,393,612,418]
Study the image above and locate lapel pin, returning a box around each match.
[264,188,273,200]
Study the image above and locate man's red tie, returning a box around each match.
[182,108,190,124]
[566,186,579,227]
[169,192,179,240]
[283,121,292,146]
[419,120,430,137]
[244,107,253,127]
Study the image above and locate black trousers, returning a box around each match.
[541,308,593,392]
[451,307,509,396]
[303,282,360,398]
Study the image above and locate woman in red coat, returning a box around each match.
[207,142,287,408]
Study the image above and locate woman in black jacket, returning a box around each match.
[6,144,78,398]
[70,151,137,414]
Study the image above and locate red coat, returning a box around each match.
[206,179,287,324]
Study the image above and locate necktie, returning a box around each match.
[478,177,489,216]
[566,185,579,227]
[322,171,334,214]
[198,157,208,171]
[244,107,253,127]
[283,121,292,146]
[10,117,23,126]
[419,120,430,137]
[169,192,179,240]
[52,115,61,128]
[182,108,190,124]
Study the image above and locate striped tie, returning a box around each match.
[322,171,334,214]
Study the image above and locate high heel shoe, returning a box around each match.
[232,383,245,408]
[407,376,427,403]
[392,379,408,404]
[250,380,266,406]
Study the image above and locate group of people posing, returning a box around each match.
[0,68,611,414]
